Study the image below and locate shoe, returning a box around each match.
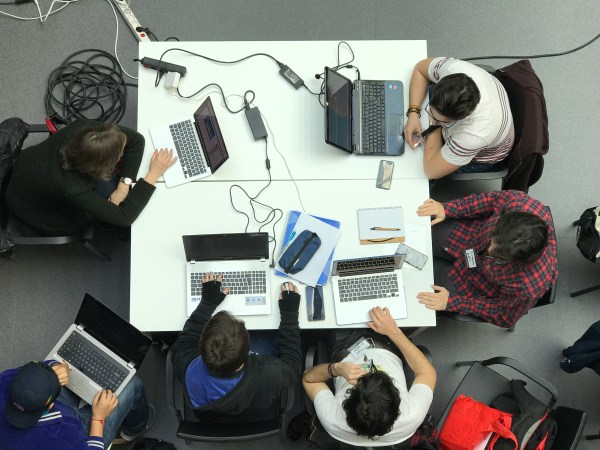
[119,403,156,442]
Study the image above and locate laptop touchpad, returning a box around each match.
[388,115,403,135]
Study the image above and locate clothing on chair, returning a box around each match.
[495,60,549,192]
[561,320,600,375]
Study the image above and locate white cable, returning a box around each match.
[259,110,306,212]
[0,0,76,21]
[104,0,137,80]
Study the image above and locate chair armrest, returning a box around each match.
[443,166,509,181]
[165,347,182,421]
[480,357,558,407]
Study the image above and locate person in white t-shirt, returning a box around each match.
[302,307,436,447]
[404,57,514,180]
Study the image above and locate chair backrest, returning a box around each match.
[165,348,292,443]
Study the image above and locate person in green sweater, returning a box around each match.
[6,118,176,236]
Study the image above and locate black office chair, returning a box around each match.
[438,357,587,450]
[164,348,294,444]
[438,278,557,332]
[0,119,110,261]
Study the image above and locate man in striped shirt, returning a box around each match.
[405,57,514,179]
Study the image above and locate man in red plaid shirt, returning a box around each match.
[416,190,557,328]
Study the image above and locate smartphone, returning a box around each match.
[376,160,394,189]
[396,242,428,270]
[306,285,324,321]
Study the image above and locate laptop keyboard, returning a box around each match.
[336,256,396,272]
[57,331,128,392]
[338,273,400,302]
[169,120,207,178]
[361,81,387,154]
[191,271,267,296]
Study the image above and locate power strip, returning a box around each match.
[112,0,151,42]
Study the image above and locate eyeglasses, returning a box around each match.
[424,103,456,128]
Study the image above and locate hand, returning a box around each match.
[279,281,299,301]
[51,361,70,386]
[91,389,118,420]
[333,362,366,385]
[404,114,423,149]
[145,148,177,184]
[367,306,401,338]
[202,271,230,295]
[417,285,449,311]
[417,198,446,225]
[108,182,130,205]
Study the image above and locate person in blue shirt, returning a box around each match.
[0,360,153,449]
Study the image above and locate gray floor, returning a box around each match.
[1,0,599,449]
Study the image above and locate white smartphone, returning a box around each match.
[376,160,394,189]
[396,242,428,270]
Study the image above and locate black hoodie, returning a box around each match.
[171,283,302,424]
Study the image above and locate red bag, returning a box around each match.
[440,395,518,450]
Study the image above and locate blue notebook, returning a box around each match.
[275,211,341,285]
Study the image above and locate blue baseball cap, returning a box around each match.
[5,362,61,429]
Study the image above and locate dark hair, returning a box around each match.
[430,73,480,120]
[490,211,549,264]
[60,123,126,180]
[199,311,249,377]
[342,372,400,439]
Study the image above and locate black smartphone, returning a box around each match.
[306,286,324,321]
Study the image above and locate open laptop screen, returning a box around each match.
[75,294,151,367]
[325,67,353,153]
[194,96,229,172]
[183,232,269,261]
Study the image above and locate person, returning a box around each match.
[0,360,153,449]
[302,307,436,447]
[416,190,558,328]
[404,57,514,179]
[170,272,302,424]
[5,118,177,236]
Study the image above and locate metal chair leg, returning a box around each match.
[570,285,600,298]
[455,360,477,367]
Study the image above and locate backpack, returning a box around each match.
[491,380,557,450]
[130,437,177,450]
[0,118,29,256]
[575,207,600,263]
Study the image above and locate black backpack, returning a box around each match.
[575,207,600,263]
[0,118,29,256]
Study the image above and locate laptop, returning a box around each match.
[46,294,151,404]
[324,66,405,155]
[183,232,272,317]
[149,96,229,187]
[331,254,408,325]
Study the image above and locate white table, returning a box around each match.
[136,40,429,182]
[130,179,436,331]
[132,40,435,331]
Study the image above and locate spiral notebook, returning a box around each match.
[357,206,405,245]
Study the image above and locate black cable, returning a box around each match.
[315,41,360,107]
[463,30,600,61]
[45,49,128,124]
[159,48,282,68]
[176,84,254,114]
[228,137,283,266]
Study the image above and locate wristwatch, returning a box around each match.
[120,177,133,188]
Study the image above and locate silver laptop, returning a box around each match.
[149,96,229,187]
[331,254,407,325]
[183,232,272,317]
[46,294,151,405]
[324,66,405,155]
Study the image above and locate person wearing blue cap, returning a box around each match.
[0,360,153,449]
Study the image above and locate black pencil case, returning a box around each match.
[278,230,321,274]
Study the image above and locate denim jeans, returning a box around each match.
[56,376,149,448]
[249,330,279,356]
[96,173,120,199]
[453,161,496,173]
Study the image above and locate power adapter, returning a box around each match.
[164,72,181,92]
[245,107,268,140]
[278,64,304,89]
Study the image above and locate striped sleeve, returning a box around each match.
[87,436,104,449]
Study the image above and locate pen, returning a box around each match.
[370,227,401,231]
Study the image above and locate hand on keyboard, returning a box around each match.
[201,272,230,306]
[144,148,178,185]
[92,389,118,421]
[51,361,70,386]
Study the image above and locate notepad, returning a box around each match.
[357,206,405,245]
